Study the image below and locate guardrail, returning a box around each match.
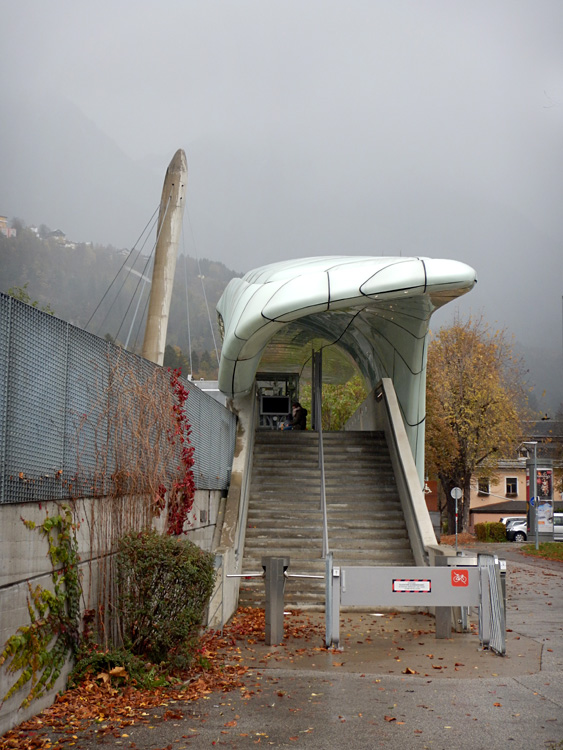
[312,351,329,559]
[314,383,329,559]
[374,379,437,566]
[225,555,506,657]
[325,552,506,655]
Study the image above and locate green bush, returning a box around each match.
[69,646,174,689]
[474,522,507,543]
[116,530,216,666]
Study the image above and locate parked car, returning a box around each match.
[500,516,526,527]
[505,513,563,542]
[506,519,527,542]
[554,513,563,541]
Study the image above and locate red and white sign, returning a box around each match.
[451,569,469,587]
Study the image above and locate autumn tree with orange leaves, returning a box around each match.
[425,316,531,533]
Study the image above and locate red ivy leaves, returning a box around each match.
[165,369,196,535]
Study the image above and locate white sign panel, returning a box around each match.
[392,579,431,593]
[340,566,480,607]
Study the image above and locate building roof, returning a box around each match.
[216,255,476,481]
[471,500,563,515]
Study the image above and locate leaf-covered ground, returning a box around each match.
[0,592,550,748]
[0,609,322,749]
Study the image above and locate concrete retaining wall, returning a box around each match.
[0,488,223,736]
[208,387,256,630]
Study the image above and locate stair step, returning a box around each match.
[242,430,415,609]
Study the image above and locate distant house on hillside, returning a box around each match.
[0,216,17,238]
[47,229,66,244]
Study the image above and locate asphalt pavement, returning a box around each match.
[33,544,563,749]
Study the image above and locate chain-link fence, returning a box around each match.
[0,293,236,504]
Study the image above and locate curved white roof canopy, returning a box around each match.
[216,256,476,475]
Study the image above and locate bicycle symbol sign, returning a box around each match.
[451,569,469,587]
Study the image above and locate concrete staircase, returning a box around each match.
[238,430,415,610]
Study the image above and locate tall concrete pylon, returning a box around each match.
[142,149,187,365]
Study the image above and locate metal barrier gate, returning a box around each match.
[325,552,506,655]
[228,554,506,656]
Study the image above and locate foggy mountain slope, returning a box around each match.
[1,226,560,412]
[0,229,240,361]
[0,89,157,249]
[1,88,560,350]
[0,88,560,408]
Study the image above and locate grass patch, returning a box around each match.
[520,542,563,562]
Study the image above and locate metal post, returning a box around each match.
[534,444,539,550]
[329,563,341,649]
[524,442,539,551]
[434,556,452,638]
[455,496,458,554]
[499,558,507,618]
[479,563,492,649]
[325,552,333,647]
[450,487,462,555]
[262,556,289,645]
[311,348,316,431]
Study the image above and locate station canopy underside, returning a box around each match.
[216,256,476,477]
[217,255,476,398]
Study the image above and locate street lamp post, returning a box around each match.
[523,441,539,551]
[450,486,463,555]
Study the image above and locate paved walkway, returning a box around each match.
[57,546,563,749]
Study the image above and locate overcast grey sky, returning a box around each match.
[1,1,562,396]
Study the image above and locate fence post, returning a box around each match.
[262,556,289,645]
[434,556,451,638]
[324,556,341,649]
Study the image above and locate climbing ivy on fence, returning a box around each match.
[0,505,80,708]
[162,368,196,535]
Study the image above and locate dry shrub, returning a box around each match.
[116,530,215,666]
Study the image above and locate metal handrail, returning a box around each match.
[234,383,258,564]
[315,374,329,559]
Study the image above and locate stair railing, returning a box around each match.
[319,416,329,559]
[313,352,329,558]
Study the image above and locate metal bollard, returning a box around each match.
[262,556,290,645]
[498,558,507,620]
[434,556,452,638]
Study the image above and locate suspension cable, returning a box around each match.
[132,272,153,354]
[93,222,156,340]
[114,195,172,345]
[182,228,193,376]
[198,256,220,366]
[114,241,156,345]
[185,204,220,366]
[85,205,159,331]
